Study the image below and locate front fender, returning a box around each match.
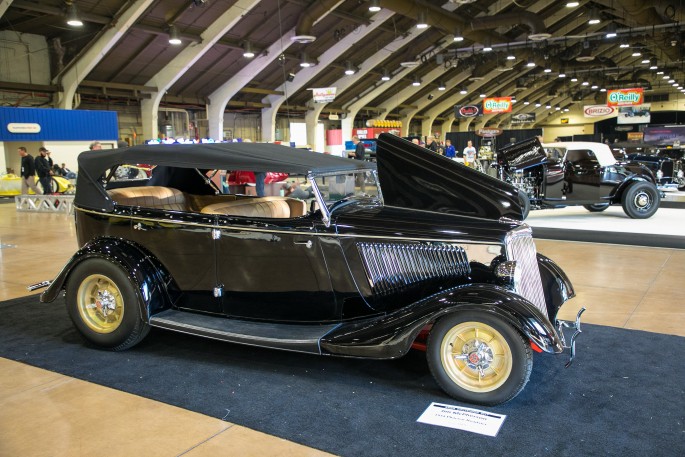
[537,253,575,321]
[320,284,563,359]
[40,237,174,322]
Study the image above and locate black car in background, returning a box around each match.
[35,133,583,406]
[625,153,685,191]
[496,138,662,219]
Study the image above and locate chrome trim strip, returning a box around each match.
[75,207,505,244]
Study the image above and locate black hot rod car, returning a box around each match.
[35,133,583,406]
[496,138,662,219]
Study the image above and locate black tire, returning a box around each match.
[426,312,533,406]
[583,203,610,212]
[66,258,149,350]
[518,190,531,220]
[621,181,660,219]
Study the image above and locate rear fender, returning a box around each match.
[611,176,651,201]
[320,284,563,359]
[40,237,174,322]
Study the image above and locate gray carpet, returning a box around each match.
[1,295,684,457]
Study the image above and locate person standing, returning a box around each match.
[463,140,477,167]
[89,141,102,150]
[352,136,365,160]
[444,139,456,159]
[35,147,53,194]
[18,147,42,194]
[425,135,439,153]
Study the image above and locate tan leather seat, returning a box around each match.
[201,196,307,218]
[107,186,187,211]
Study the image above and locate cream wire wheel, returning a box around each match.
[440,321,513,393]
[427,312,532,405]
[76,274,125,334]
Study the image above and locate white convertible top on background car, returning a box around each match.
[542,142,618,167]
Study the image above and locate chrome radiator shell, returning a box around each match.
[504,225,548,318]
[357,242,470,296]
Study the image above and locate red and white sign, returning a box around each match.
[482,97,512,114]
[584,105,615,117]
[312,87,337,103]
[606,88,644,106]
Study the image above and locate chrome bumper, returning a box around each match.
[557,307,586,368]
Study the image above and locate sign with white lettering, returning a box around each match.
[7,123,41,134]
[417,402,507,437]
[606,88,644,106]
[312,87,336,103]
[482,97,512,114]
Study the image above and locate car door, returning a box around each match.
[559,149,602,202]
[215,214,338,322]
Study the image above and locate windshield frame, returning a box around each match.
[310,169,383,227]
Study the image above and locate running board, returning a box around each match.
[149,309,339,354]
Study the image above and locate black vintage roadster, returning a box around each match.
[36,133,583,406]
[496,138,662,219]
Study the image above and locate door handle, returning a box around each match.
[294,240,313,249]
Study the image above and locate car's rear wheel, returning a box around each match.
[426,312,532,405]
[66,258,149,350]
[583,203,610,212]
[621,181,660,219]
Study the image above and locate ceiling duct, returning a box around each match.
[576,41,595,62]
[291,0,340,44]
[470,12,551,41]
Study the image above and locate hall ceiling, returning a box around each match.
[2,0,685,125]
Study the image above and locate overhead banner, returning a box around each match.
[584,105,615,117]
[617,104,651,124]
[312,87,336,103]
[511,113,535,124]
[606,88,644,106]
[482,97,512,114]
[454,104,483,118]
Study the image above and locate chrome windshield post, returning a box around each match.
[309,172,331,228]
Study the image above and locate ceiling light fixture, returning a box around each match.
[566,1,580,7]
[524,101,530,105]
[558,69,567,78]
[479,93,487,98]
[344,61,357,75]
[632,51,641,57]
[649,58,658,70]
[368,0,381,13]
[619,42,630,48]
[412,77,421,86]
[535,101,541,107]
[299,52,314,68]
[546,103,552,109]
[66,3,83,27]
[242,41,255,58]
[438,81,446,91]
[168,25,182,45]
[453,27,464,42]
[605,23,617,38]
[588,8,601,25]
[381,69,391,81]
[571,75,578,82]
[416,10,428,29]
[526,57,536,67]
[459,87,467,94]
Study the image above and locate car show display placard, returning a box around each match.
[417,402,507,437]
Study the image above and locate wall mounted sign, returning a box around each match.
[7,122,41,133]
[476,127,503,137]
[583,105,615,117]
[560,118,569,124]
[482,97,512,114]
[454,104,483,118]
[511,113,535,124]
[606,88,644,106]
[627,132,644,141]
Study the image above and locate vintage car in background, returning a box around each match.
[496,139,662,219]
[0,173,74,196]
[34,133,584,406]
[625,153,685,191]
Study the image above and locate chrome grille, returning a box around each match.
[504,226,548,317]
[357,242,470,296]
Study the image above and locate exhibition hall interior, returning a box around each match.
[1,1,684,456]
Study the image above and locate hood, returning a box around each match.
[375,133,523,220]
[497,137,548,169]
[331,203,520,244]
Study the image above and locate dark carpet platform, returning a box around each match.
[2,295,684,457]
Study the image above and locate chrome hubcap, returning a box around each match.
[634,191,651,210]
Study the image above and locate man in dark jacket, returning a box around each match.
[352,136,365,160]
[17,146,42,194]
[34,147,53,194]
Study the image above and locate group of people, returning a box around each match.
[412,136,479,168]
[17,146,75,195]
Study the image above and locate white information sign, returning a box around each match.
[417,402,506,437]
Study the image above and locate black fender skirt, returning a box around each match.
[320,284,564,359]
[40,237,173,321]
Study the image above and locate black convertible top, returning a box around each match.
[75,142,374,211]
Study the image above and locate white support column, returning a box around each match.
[260,9,394,142]
[141,0,261,140]
[54,0,155,109]
[305,101,325,149]
[441,116,455,135]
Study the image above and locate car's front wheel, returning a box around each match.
[583,203,610,212]
[621,181,660,219]
[66,258,149,350]
[426,312,532,406]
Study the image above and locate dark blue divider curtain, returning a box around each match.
[445,128,542,152]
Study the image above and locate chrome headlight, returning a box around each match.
[656,170,664,180]
[494,260,522,290]
[677,170,684,179]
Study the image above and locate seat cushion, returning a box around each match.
[107,186,187,211]
[201,196,302,218]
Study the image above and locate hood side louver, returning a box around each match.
[357,242,470,296]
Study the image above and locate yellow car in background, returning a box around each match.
[0,174,74,196]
